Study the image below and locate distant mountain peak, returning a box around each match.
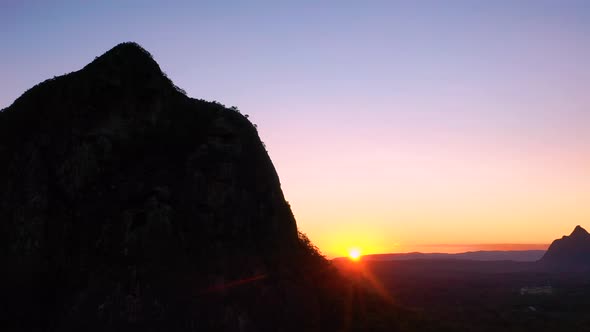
[541,225,590,269]
[570,225,589,237]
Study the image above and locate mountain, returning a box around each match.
[541,225,590,269]
[0,42,348,331]
[343,250,546,262]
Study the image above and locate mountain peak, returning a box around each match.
[0,42,327,330]
[570,225,589,237]
[83,41,164,78]
[541,225,590,268]
[110,41,149,52]
[101,42,155,62]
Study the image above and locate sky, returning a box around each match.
[1,1,589,257]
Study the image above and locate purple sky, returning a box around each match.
[1,1,589,256]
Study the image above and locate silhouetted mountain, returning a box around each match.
[341,250,546,262]
[541,225,590,269]
[0,42,357,331]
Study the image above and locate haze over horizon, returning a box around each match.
[2,1,589,257]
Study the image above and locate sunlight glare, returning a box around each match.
[348,248,361,261]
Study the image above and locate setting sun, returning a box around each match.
[348,248,362,261]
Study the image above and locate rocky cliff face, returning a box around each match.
[0,43,339,331]
[541,225,590,270]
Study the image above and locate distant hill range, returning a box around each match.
[541,225,590,269]
[336,225,590,268]
[337,250,546,262]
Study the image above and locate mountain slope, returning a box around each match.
[0,42,343,331]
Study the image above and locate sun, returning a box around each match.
[348,248,362,261]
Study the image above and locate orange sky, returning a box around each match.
[267,132,590,258]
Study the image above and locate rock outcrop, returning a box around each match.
[0,42,338,331]
[540,225,590,270]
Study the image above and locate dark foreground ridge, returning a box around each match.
[1,42,443,332]
[0,42,361,331]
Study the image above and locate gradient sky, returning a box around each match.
[2,1,589,257]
